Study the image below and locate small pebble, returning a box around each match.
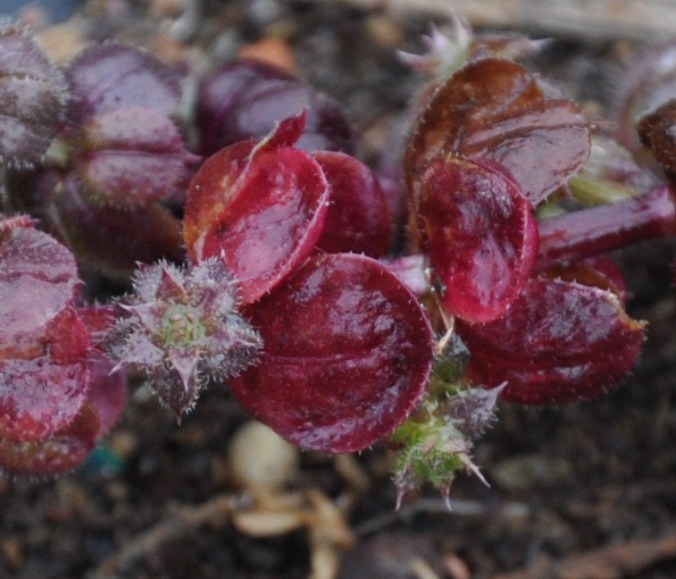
[228,421,299,491]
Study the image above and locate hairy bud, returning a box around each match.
[108,258,262,417]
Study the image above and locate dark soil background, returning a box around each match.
[1,1,675,578]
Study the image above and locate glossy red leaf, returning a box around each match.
[419,156,538,323]
[457,276,646,404]
[540,256,627,302]
[184,114,330,305]
[0,224,89,443]
[406,58,590,205]
[465,352,643,405]
[0,309,128,477]
[0,349,128,477]
[229,253,434,453]
[313,151,393,257]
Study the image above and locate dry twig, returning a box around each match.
[494,528,676,579]
[308,0,676,41]
[87,494,241,579]
[353,497,529,537]
[87,489,355,579]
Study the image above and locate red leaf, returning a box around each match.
[0,403,100,477]
[54,172,185,280]
[78,307,128,435]
[0,225,80,341]
[0,226,91,443]
[540,256,627,302]
[419,156,538,322]
[314,151,393,257]
[0,327,127,477]
[458,277,646,404]
[196,59,356,155]
[229,253,434,453]
[86,350,127,437]
[77,107,201,206]
[184,116,330,304]
[0,308,90,442]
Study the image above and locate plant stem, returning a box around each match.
[536,186,676,270]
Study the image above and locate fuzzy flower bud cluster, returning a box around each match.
[389,348,504,509]
[108,258,262,417]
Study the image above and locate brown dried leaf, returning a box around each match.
[406,58,590,205]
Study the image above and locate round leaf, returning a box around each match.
[184,115,330,305]
[229,253,434,453]
[0,224,80,341]
[67,43,181,121]
[420,156,538,323]
[0,25,67,166]
[314,151,393,257]
[77,106,201,206]
[0,403,100,477]
[0,308,90,442]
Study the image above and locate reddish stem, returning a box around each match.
[536,186,676,271]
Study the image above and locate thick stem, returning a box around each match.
[536,185,676,271]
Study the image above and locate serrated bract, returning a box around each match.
[229,253,434,453]
[107,259,262,417]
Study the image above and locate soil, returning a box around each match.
[1,1,675,578]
